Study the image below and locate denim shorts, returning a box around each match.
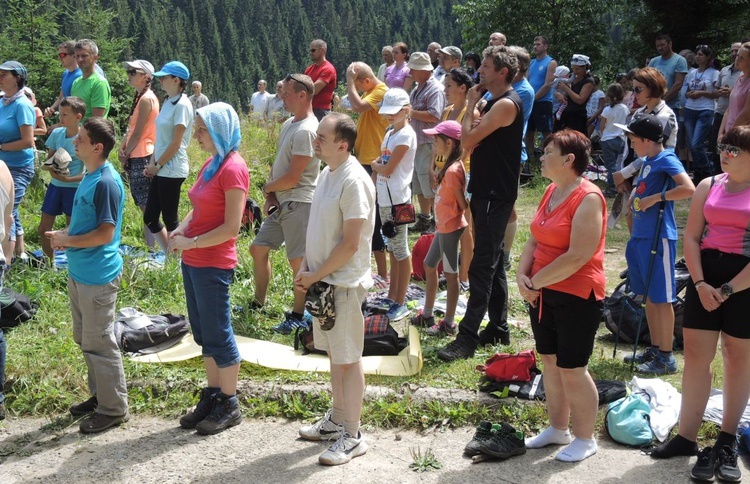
[8,163,36,240]
[41,184,77,216]
[181,263,240,368]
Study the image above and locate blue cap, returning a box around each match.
[0,61,27,79]
[153,61,190,80]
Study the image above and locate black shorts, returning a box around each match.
[529,101,553,134]
[363,164,385,252]
[529,288,603,368]
[683,249,750,339]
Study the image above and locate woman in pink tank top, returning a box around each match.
[717,42,750,143]
[651,125,750,479]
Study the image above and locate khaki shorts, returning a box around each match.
[411,144,435,198]
[313,285,367,365]
[251,201,310,260]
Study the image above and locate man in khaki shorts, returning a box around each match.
[250,73,320,334]
[294,113,375,466]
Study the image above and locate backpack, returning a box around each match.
[0,288,38,329]
[241,198,263,234]
[114,309,189,354]
[411,233,442,281]
[605,393,654,447]
[478,349,537,383]
[294,318,407,357]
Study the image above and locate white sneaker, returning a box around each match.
[299,410,342,441]
[319,431,368,466]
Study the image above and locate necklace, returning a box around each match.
[546,177,583,213]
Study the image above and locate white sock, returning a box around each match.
[525,426,571,449]
[555,437,597,462]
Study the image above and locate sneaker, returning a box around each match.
[691,446,717,482]
[79,411,129,434]
[271,311,312,335]
[373,297,395,313]
[425,319,457,337]
[195,393,242,435]
[503,258,512,273]
[319,430,368,466]
[424,218,436,234]
[386,303,409,321]
[437,338,475,362]
[69,396,98,417]
[479,422,527,459]
[624,346,657,364]
[459,281,470,294]
[412,215,432,233]
[716,445,742,482]
[637,353,678,375]
[478,328,510,346]
[179,388,217,429]
[410,309,435,328]
[299,410,343,441]
[464,420,494,456]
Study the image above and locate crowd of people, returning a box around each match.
[0,31,749,478]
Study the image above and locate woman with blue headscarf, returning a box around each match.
[168,102,249,435]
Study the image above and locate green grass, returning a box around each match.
[2,117,724,445]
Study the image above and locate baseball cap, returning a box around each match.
[0,61,27,79]
[614,113,664,143]
[407,52,434,71]
[437,46,463,61]
[423,120,462,140]
[153,61,190,80]
[570,54,591,67]
[123,60,155,77]
[379,88,410,115]
[554,66,570,78]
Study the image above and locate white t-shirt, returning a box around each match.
[376,125,416,206]
[154,94,194,179]
[251,91,273,118]
[601,103,629,142]
[587,89,605,118]
[685,67,719,111]
[306,156,375,288]
[271,115,320,204]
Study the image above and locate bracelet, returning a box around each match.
[660,191,667,202]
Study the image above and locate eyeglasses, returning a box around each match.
[285,74,313,94]
[717,143,742,157]
[126,70,142,76]
[633,86,645,94]
[58,53,69,59]
[310,48,317,53]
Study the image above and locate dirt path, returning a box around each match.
[2,416,747,483]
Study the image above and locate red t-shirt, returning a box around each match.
[530,179,607,300]
[305,60,337,110]
[183,152,249,269]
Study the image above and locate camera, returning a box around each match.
[382,221,397,238]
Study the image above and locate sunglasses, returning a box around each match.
[285,74,313,94]
[310,48,317,53]
[58,53,69,59]
[717,143,741,157]
[633,86,645,94]
[126,70,142,76]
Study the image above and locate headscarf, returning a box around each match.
[195,102,241,182]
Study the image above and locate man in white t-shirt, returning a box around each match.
[250,80,273,118]
[295,112,375,466]
[250,74,320,334]
[188,81,209,110]
[376,46,394,82]
[264,80,290,123]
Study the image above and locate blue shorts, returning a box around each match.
[529,101,553,134]
[42,184,77,216]
[625,237,677,303]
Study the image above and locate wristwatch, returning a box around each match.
[721,283,733,298]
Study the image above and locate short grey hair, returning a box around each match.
[192,81,202,88]
[75,38,99,55]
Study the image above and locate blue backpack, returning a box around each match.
[605,392,654,447]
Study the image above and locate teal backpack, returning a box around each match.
[605,392,654,447]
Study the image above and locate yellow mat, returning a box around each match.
[131,326,423,377]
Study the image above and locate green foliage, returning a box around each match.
[409,447,442,472]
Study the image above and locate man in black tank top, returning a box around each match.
[438,45,524,362]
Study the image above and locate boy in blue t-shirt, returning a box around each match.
[46,117,128,434]
[38,97,86,265]
[615,114,695,374]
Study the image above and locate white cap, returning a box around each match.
[379,88,410,115]
[554,66,570,78]
[122,60,155,77]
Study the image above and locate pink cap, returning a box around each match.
[423,120,462,140]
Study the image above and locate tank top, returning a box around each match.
[529,55,554,102]
[701,173,750,257]
[127,89,159,158]
[530,179,607,300]
[434,105,470,172]
[468,89,524,201]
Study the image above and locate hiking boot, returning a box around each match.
[624,346,657,364]
[79,411,129,434]
[179,388,217,429]
[478,328,510,346]
[410,309,435,328]
[479,422,526,459]
[69,396,98,417]
[272,311,312,335]
[0,402,5,420]
[319,430,368,466]
[386,303,409,321]
[716,445,741,482]
[637,353,678,375]
[411,215,432,233]
[437,338,475,362]
[691,446,717,482]
[299,409,342,441]
[464,420,494,456]
[195,393,242,435]
[425,319,457,337]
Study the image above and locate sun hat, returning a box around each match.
[153,61,190,80]
[423,120,462,140]
[570,54,591,67]
[0,61,27,79]
[437,46,463,61]
[122,60,155,77]
[379,88,410,115]
[614,113,664,143]
[305,281,336,331]
[554,66,570,78]
[407,52,434,71]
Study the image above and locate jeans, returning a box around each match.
[181,263,240,368]
[7,163,36,240]
[457,198,514,349]
[600,137,624,190]
[683,108,714,174]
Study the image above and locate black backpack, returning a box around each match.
[242,198,263,234]
[114,312,189,354]
[0,288,38,330]
[294,324,407,357]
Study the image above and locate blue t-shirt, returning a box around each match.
[631,150,685,240]
[45,127,84,188]
[61,68,82,98]
[512,79,535,163]
[67,162,125,285]
[529,55,554,102]
[0,96,35,168]
[648,54,688,109]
